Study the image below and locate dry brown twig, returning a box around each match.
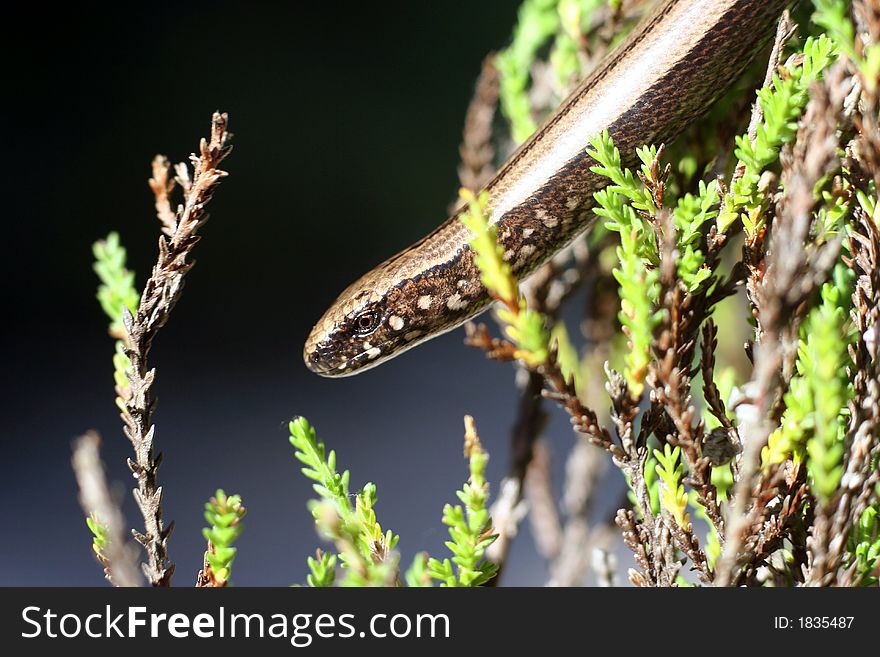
[465,321,623,458]
[117,112,233,586]
[72,431,143,587]
[716,67,846,586]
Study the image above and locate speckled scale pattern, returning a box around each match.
[305,0,789,376]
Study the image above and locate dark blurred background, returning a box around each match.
[2,0,624,586]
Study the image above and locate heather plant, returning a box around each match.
[455,0,879,587]
[197,490,247,587]
[73,0,879,588]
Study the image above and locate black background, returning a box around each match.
[0,0,615,586]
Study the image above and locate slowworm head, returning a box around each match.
[304,248,489,377]
[304,272,431,377]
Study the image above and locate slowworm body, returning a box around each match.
[305,0,788,377]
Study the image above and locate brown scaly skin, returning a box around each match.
[304,0,789,377]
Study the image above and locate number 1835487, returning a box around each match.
[774,617,855,629]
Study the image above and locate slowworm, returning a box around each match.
[305,0,788,377]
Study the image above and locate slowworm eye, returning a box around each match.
[354,310,379,336]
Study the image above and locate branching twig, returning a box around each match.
[119,112,233,586]
[717,73,844,585]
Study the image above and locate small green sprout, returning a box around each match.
[719,35,837,234]
[428,416,499,587]
[814,0,880,92]
[496,0,561,142]
[92,232,141,409]
[654,444,690,528]
[93,232,140,339]
[201,489,246,586]
[86,513,110,563]
[289,417,398,586]
[672,179,719,292]
[587,130,662,397]
[306,549,337,588]
[404,552,432,588]
[849,505,880,586]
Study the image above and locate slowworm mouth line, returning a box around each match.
[306,345,382,375]
[305,317,469,377]
[303,0,789,376]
